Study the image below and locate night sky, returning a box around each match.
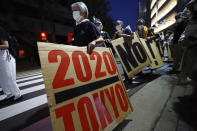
[107,0,139,31]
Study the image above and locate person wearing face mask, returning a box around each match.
[113,20,140,84]
[71,2,104,54]
[113,20,134,40]
[94,17,111,47]
[178,0,197,83]
[135,19,148,39]
[167,10,190,75]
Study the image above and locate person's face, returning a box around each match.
[96,23,102,32]
[96,23,101,27]
[115,22,122,31]
[115,22,121,27]
[137,22,144,31]
[72,7,84,21]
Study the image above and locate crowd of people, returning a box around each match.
[0,0,197,102]
[70,1,197,85]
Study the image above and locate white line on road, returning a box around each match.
[16,73,42,79]
[21,84,45,95]
[17,79,44,87]
[16,74,43,83]
[0,84,45,99]
[0,95,47,121]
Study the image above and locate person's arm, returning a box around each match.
[87,36,104,54]
[87,22,105,54]
[119,34,134,39]
[0,40,9,49]
[112,31,121,40]
[106,32,111,40]
[90,36,105,45]
[120,28,134,40]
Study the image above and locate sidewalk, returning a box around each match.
[115,74,196,131]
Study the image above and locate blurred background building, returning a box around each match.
[151,0,178,32]
[0,0,114,68]
[137,0,151,27]
[138,0,190,32]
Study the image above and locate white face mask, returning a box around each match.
[138,25,144,30]
[73,11,82,22]
[116,25,122,31]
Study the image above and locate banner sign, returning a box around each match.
[111,34,150,79]
[37,42,133,131]
[139,39,165,69]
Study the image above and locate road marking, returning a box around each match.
[21,85,45,95]
[17,79,44,87]
[0,95,47,121]
[16,72,42,78]
[16,75,43,83]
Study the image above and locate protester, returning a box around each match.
[0,26,22,101]
[169,9,190,74]
[94,17,111,47]
[165,31,174,43]
[135,19,148,39]
[178,0,197,82]
[147,27,155,42]
[113,20,133,40]
[112,20,137,84]
[163,31,174,59]
[136,19,165,60]
[71,2,104,54]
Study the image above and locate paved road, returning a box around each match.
[0,70,48,131]
[0,67,163,131]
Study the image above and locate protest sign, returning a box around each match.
[111,35,150,79]
[37,42,133,131]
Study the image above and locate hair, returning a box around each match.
[71,2,89,18]
[116,20,124,27]
[137,18,145,25]
[94,17,102,24]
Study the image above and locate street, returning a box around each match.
[0,0,197,130]
[0,67,162,131]
[0,64,196,131]
[0,69,48,131]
